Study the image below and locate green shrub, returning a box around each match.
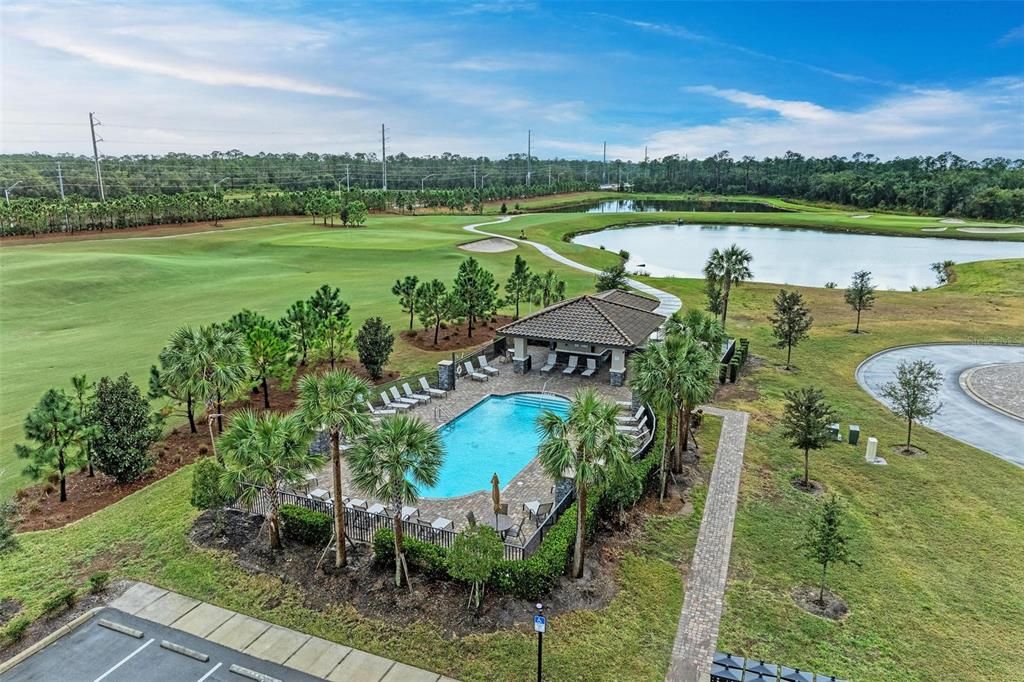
[90,374,160,483]
[373,528,449,580]
[88,571,111,594]
[42,587,76,615]
[2,616,30,644]
[0,497,18,555]
[190,457,232,512]
[280,504,332,546]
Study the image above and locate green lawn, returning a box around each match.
[0,215,594,497]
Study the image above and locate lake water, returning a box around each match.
[572,223,1023,290]
[550,199,788,213]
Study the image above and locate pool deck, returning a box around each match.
[313,347,633,536]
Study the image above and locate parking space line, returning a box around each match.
[197,661,223,682]
[93,637,155,682]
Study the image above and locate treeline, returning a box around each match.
[0,183,582,237]
[632,151,1023,221]
[3,149,1021,222]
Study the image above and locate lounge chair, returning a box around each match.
[402,382,431,404]
[617,406,644,424]
[478,356,499,376]
[562,355,580,375]
[539,352,558,373]
[616,416,648,434]
[580,358,597,377]
[380,391,411,411]
[419,376,447,398]
[524,500,553,526]
[390,386,419,406]
[365,400,396,416]
[463,361,488,382]
[615,400,633,409]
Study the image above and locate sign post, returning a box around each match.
[534,603,546,681]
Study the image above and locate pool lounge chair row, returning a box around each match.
[461,355,500,382]
[539,353,597,377]
[372,378,449,413]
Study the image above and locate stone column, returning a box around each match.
[512,336,531,374]
[438,360,456,391]
[609,348,626,387]
[865,436,878,463]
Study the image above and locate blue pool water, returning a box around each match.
[419,393,571,499]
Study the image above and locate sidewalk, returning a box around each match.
[109,582,454,682]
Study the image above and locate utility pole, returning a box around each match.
[602,141,607,184]
[527,129,532,187]
[547,166,552,185]
[89,112,106,202]
[473,165,478,190]
[345,164,350,191]
[644,146,648,163]
[57,162,70,231]
[381,123,387,190]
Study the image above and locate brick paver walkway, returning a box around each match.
[666,407,749,682]
[961,362,1024,420]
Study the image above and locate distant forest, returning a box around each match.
[1,149,1021,221]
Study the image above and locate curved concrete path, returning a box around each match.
[856,344,1024,467]
[463,216,682,317]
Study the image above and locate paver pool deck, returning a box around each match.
[857,344,1024,467]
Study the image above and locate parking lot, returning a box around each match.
[1,608,321,682]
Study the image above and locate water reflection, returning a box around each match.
[550,199,788,213]
[572,223,1022,290]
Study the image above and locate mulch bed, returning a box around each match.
[13,359,397,533]
[190,509,624,637]
[791,585,849,620]
[790,477,826,496]
[403,316,513,352]
[891,444,928,458]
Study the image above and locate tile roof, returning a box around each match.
[497,295,666,348]
[592,288,660,312]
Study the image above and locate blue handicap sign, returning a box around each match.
[534,615,546,633]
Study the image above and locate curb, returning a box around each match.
[0,607,104,675]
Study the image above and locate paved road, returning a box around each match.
[462,216,683,318]
[666,407,749,682]
[856,344,1024,467]
[1,607,322,682]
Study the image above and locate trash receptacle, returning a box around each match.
[848,424,860,446]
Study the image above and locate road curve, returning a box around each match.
[462,216,683,317]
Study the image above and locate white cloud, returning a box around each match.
[634,81,1023,160]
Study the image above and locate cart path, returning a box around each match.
[462,216,682,318]
[666,406,748,682]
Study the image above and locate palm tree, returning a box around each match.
[219,410,319,549]
[703,243,753,329]
[629,337,684,501]
[295,370,372,567]
[666,308,727,352]
[156,327,202,433]
[674,339,718,467]
[349,415,444,587]
[537,388,633,578]
[188,325,250,458]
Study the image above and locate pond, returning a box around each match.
[572,223,1023,290]
[549,199,788,213]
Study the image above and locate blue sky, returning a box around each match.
[1,1,1021,160]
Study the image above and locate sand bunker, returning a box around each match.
[920,227,948,232]
[849,214,872,219]
[956,227,1024,234]
[458,237,517,253]
[940,218,966,224]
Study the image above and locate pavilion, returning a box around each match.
[496,290,666,386]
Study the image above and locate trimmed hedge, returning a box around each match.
[280,504,332,546]
[373,528,449,580]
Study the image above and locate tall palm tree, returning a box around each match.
[666,308,727,353]
[537,388,633,578]
[219,410,320,550]
[157,326,204,434]
[295,370,372,568]
[674,339,718,467]
[349,415,444,587]
[629,336,684,502]
[188,325,250,458]
[703,243,753,329]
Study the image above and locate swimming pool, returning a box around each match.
[419,393,571,499]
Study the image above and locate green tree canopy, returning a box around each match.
[504,254,532,319]
[447,524,503,608]
[595,262,628,292]
[391,276,419,330]
[453,257,499,338]
[90,374,161,484]
[844,270,876,333]
[769,289,814,369]
[781,387,838,488]
[799,494,857,605]
[355,317,395,380]
[880,359,943,451]
[416,279,457,345]
[244,325,294,408]
[703,243,753,329]
[15,388,86,502]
